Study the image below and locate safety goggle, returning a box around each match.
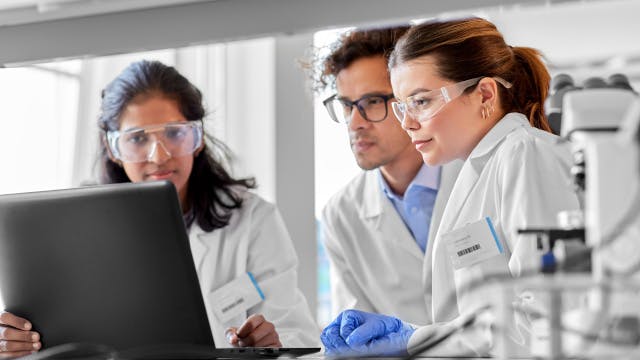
[106,121,203,163]
[392,77,512,123]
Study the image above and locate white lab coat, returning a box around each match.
[188,190,320,348]
[408,113,582,356]
[321,162,461,324]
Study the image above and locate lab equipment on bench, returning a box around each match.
[494,74,640,360]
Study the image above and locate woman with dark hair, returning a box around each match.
[321,18,581,357]
[0,60,319,357]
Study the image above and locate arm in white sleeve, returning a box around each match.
[499,136,581,276]
[407,311,493,357]
[321,206,376,317]
[246,199,320,347]
[494,136,581,354]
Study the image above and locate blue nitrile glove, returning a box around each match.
[321,309,415,357]
[321,311,350,356]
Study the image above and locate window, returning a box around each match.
[0,61,80,195]
[313,28,361,326]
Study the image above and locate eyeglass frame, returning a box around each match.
[322,93,396,124]
[391,76,512,123]
[104,121,204,163]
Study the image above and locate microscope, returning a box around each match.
[559,74,639,279]
[494,74,640,360]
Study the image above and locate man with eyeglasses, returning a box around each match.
[312,26,461,325]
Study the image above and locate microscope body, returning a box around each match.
[495,78,640,360]
[561,88,639,278]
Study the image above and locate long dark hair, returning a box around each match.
[98,60,256,231]
[390,17,552,132]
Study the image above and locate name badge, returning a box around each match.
[444,217,504,270]
[210,272,265,323]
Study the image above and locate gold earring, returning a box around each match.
[481,106,487,120]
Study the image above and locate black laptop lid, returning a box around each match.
[0,181,214,350]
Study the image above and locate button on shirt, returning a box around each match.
[379,164,440,253]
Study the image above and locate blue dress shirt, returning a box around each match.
[378,164,440,253]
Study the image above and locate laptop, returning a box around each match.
[0,181,319,359]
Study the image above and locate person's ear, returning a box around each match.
[101,133,122,167]
[477,77,498,105]
[477,78,499,120]
[194,142,205,157]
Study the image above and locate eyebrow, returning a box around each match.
[120,120,189,132]
[120,126,143,132]
[337,91,393,102]
[408,88,435,97]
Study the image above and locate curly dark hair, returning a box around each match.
[98,60,256,232]
[306,24,410,94]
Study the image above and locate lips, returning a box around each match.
[413,138,433,151]
[353,140,375,152]
[147,170,175,180]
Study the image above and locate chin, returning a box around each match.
[421,153,445,167]
[355,158,380,171]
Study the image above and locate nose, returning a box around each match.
[347,107,370,131]
[147,140,172,164]
[400,112,421,132]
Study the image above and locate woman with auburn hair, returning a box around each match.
[321,17,580,357]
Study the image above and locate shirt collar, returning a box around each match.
[378,163,441,200]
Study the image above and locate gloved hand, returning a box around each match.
[321,309,415,357]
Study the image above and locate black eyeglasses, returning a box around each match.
[322,93,395,124]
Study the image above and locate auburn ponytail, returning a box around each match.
[510,47,552,132]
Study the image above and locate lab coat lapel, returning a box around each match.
[426,161,462,244]
[358,171,423,260]
[435,161,480,237]
[422,160,462,322]
[188,224,217,285]
[359,171,384,224]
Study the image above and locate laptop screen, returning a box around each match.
[0,181,214,350]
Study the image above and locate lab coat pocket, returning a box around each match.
[209,272,265,324]
[454,253,511,313]
[443,217,511,313]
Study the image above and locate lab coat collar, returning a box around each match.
[468,113,529,162]
[435,113,527,235]
[378,164,441,204]
[359,169,424,259]
[361,170,385,220]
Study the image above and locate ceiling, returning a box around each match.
[0,0,215,26]
[0,0,209,11]
[0,0,78,10]
[1,0,639,78]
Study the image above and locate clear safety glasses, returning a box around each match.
[391,77,512,123]
[106,121,203,163]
